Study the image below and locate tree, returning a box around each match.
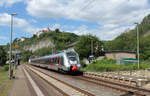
[104,31,136,52]
[74,35,103,59]
[21,50,32,62]
[55,28,60,33]
[0,46,7,66]
[33,47,53,56]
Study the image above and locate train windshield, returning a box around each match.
[66,52,77,61]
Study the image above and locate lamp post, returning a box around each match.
[134,22,140,70]
[9,13,17,79]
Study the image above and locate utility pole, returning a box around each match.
[91,39,93,55]
[135,22,140,69]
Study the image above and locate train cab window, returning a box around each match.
[66,52,77,62]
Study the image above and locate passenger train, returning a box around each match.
[29,49,81,72]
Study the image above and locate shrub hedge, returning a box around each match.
[84,59,150,72]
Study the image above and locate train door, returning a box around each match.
[50,57,53,70]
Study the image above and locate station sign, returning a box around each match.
[14,45,19,49]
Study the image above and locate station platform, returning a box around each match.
[8,65,31,96]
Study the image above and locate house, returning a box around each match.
[20,37,25,42]
[105,50,136,59]
[105,50,137,64]
[36,28,52,37]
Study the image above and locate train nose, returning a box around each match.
[72,65,77,71]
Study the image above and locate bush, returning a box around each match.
[3,65,9,71]
[84,59,150,72]
[80,60,87,67]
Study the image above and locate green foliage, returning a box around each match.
[84,59,150,72]
[74,35,104,59]
[55,28,60,33]
[80,60,87,67]
[0,46,7,66]
[18,30,79,57]
[3,65,9,71]
[21,50,32,62]
[104,31,136,51]
[139,36,150,60]
[33,47,52,56]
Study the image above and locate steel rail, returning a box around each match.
[29,65,150,96]
[25,65,94,96]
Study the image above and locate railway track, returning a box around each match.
[76,76,150,96]
[29,65,150,96]
[25,65,94,96]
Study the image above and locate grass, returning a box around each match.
[0,65,12,96]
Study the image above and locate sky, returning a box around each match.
[0,0,150,45]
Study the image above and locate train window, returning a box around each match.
[39,59,42,64]
[51,58,54,64]
[69,56,77,61]
[54,57,57,64]
[66,52,77,57]
[66,52,77,62]
[46,59,49,64]
[56,57,59,64]
[43,59,47,64]
[54,58,56,64]
[40,59,43,64]
[60,56,64,65]
[53,58,55,64]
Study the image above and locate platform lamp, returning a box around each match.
[9,13,17,79]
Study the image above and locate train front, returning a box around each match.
[66,51,81,71]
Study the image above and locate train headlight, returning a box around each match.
[77,64,81,68]
[69,60,77,65]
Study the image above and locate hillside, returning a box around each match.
[13,29,79,56]
[104,14,150,61]
[6,28,103,63]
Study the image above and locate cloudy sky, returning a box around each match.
[0,0,150,45]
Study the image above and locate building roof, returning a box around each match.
[105,50,136,54]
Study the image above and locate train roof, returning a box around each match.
[30,49,76,60]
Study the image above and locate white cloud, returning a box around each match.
[0,0,23,7]
[72,25,89,35]
[0,36,8,41]
[30,19,37,23]
[50,24,62,30]
[26,0,150,23]
[72,24,135,40]
[0,13,39,34]
[25,0,150,40]
[48,23,75,31]
[0,13,10,26]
